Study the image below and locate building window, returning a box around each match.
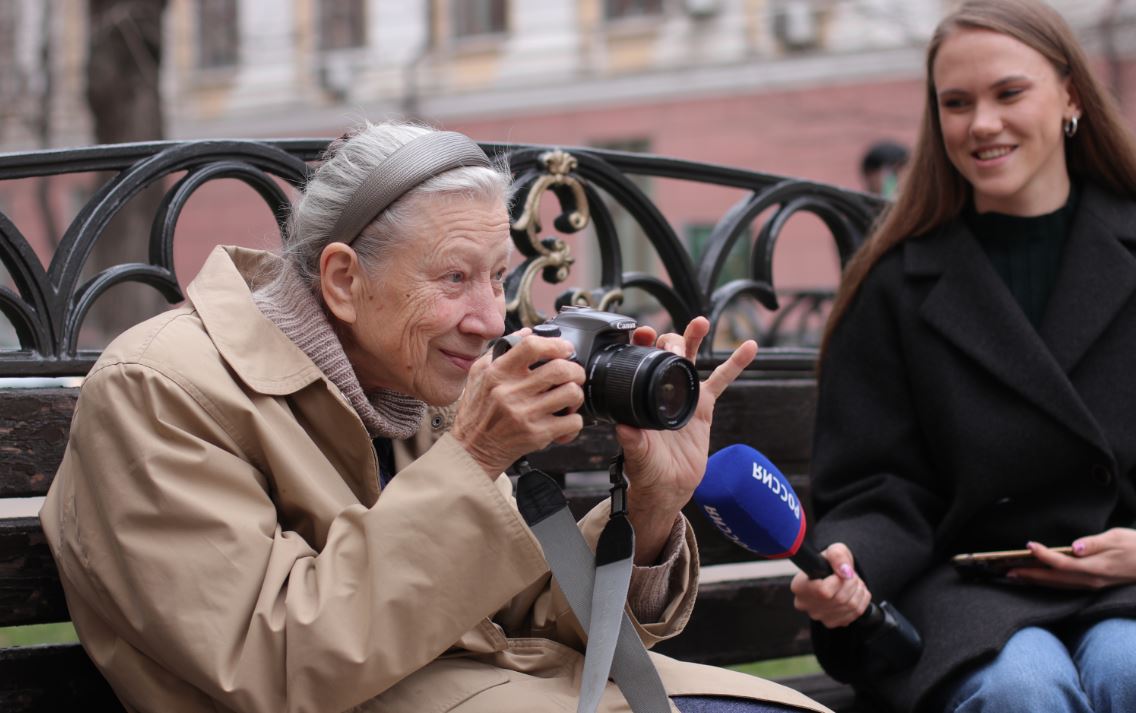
[197,0,239,68]
[687,223,750,286]
[587,138,663,325]
[319,0,366,51]
[688,222,767,348]
[772,0,820,52]
[452,0,507,38]
[604,0,664,21]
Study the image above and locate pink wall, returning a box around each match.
[448,79,924,190]
[3,59,1135,344]
[441,78,927,293]
[0,175,287,303]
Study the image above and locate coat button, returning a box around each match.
[1090,464,1112,486]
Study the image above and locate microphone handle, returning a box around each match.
[791,542,836,580]
[791,541,923,673]
[791,542,886,628]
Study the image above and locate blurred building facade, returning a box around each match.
[2,0,1135,343]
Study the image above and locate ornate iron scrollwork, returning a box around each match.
[0,139,883,377]
[502,148,632,328]
[491,142,883,366]
[0,140,320,376]
[507,149,583,327]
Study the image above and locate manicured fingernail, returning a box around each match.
[1026,541,1038,551]
[839,564,855,579]
[1073,541,1086,555]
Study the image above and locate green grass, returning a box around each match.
[729,655,822,679]
[0,622,79,647]
[0,623,821,682]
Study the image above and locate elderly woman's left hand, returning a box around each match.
[617,316,757,565]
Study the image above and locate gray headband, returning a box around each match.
[329,131,493,245]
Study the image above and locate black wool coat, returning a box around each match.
[810,185,1136,713]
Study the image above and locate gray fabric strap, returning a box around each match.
[579,516,635,713]
[329,131,492,245]
[520,476,671,713]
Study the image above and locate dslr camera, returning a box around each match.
[492,306,699,430]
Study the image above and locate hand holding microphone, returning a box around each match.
[790,542,871,629]
[692,444,922,677]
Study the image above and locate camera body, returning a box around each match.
[535,305,639,366]
[493,306,699,431]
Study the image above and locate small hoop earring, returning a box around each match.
[1064,115,1079,138]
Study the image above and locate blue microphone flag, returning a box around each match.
[693,444,807,559]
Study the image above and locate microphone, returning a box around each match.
[693,444,922,675]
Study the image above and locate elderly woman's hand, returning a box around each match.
[618,317,757,565]
[451,329,586,478]
[1007,529,1136,589]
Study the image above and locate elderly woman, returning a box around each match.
[41,123,825,713]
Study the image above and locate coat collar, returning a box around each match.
[186,246,327,395]
[903,185,1136,453]
[1038,186,1136,371]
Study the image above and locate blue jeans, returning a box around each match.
[940,618,1136,713]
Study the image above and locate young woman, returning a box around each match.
[791,1,1136,711]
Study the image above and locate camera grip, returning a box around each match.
[490,333,525,360]
[491,327,576,368]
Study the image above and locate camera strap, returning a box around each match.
[516,456,670,713]
[579,454,634,713]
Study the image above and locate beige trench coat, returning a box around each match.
[41,247,827,713]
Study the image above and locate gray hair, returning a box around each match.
[281,121,513,290]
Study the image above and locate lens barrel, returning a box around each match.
[585,345,699,430]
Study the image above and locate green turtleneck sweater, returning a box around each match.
[964,185,1079,328]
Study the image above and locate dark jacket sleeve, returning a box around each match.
[812,252,948,598]
[809,253,954,683]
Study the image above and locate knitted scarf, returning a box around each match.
[252,266,426,440]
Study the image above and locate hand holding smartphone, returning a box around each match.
[951,546,1075,580]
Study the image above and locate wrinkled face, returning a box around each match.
[346,195,510,406]
[933,28,1078,215]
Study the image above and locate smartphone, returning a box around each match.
[951,546,1075,579]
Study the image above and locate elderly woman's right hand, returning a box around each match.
[451,329,586,477]
[790,543,872,628]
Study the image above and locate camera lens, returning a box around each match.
[655,360,694,421]
[585,345,699,430]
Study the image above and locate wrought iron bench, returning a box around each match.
[0,139,882,712]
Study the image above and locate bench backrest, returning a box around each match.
[0,140,879,710]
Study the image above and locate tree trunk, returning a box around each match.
[1101,0,1126,112]
[38,0,60,252]
[83,0,170,346]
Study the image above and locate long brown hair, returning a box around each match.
[820,0,1136,358]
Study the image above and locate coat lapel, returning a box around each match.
[906,219,1107,453]
[1038,185,1136,373]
